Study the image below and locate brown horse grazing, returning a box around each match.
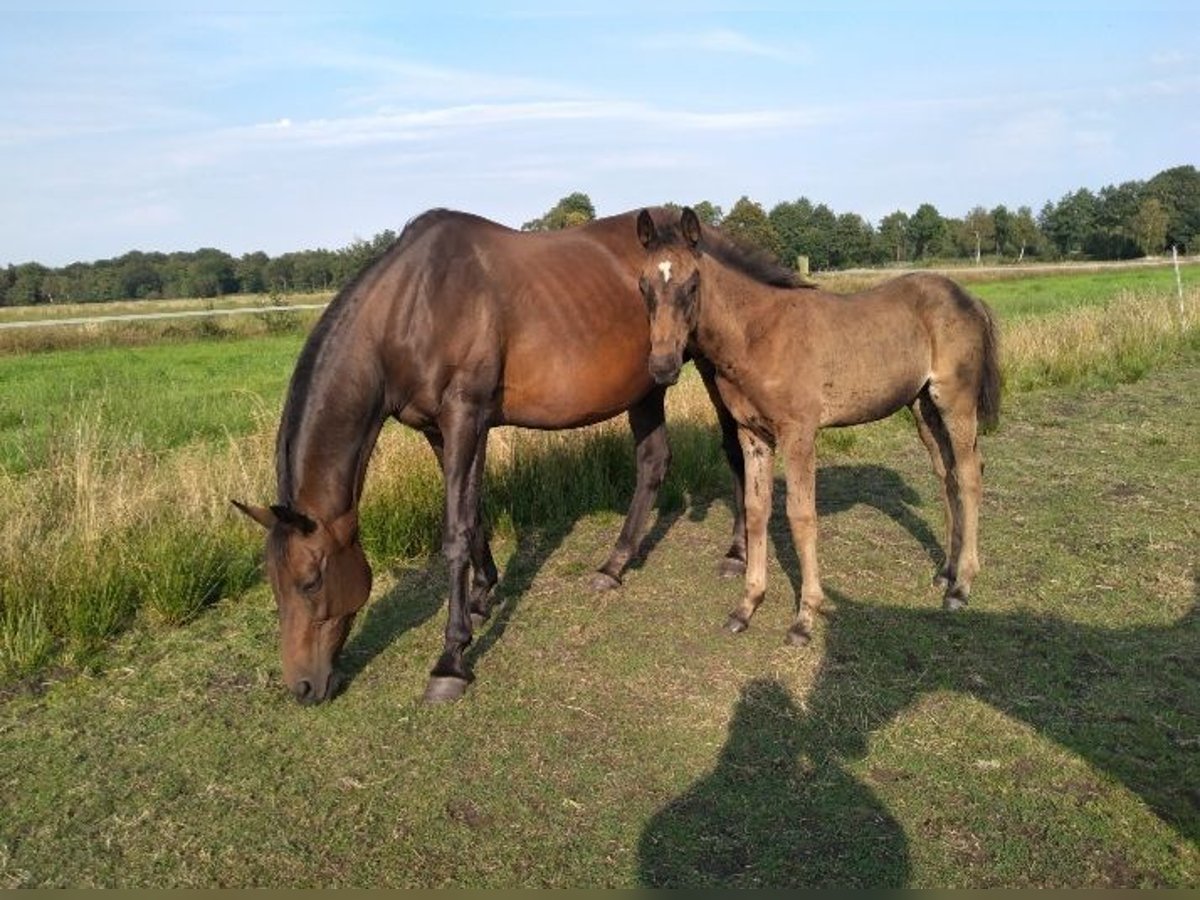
[233,207,752,705]
[635,207,1001,645]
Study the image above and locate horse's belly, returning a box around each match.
[498,354,652,429]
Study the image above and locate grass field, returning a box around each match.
[0,264,1198,886]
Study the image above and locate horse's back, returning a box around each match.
[370,208,660,430]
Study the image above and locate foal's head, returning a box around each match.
[233,501,371,705]
[636,207,704,386]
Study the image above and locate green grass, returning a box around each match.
[0,332,305,473]
[0,268,1197,886]
[0,363,1195,887]
[970,265,1199,319]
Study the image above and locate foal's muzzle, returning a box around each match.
[648,353,682,386]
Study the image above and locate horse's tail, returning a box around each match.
[976,299,1002,432]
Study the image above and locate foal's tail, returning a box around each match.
[976,299,1002,432]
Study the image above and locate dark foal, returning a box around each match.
[636,208,1000,644]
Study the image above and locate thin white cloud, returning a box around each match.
[171,99,829,168]
[637,28,808,62]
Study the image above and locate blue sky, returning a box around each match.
[2,1,1197,266]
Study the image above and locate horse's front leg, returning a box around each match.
[781,428,824,646]
[726,428,773,633]
[592,387,671,590]
[423,405,489,704]
[424,430,499,628]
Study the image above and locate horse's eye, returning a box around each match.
[299,572,323,595]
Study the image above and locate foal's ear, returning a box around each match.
[681,207,702,249]
[231,499,276,530]
[636,209,658,249]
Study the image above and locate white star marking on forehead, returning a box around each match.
[658,260,672,284]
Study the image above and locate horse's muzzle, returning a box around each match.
[291,670,343,705]
[648,353,681,386]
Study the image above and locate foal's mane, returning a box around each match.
[700,224,814,290]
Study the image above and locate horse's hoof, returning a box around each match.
[942,591,968,612]
[718,557,747,579]
[724,613,749,634]
[422,676,470,705]
[785,625,811,647]
[590,571,622,592]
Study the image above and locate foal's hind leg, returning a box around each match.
[911,393,957,589]
[592,387,671,591]
[925,386,984,610]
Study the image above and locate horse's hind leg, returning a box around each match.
[592,387,671,591]
[911,392,957,589]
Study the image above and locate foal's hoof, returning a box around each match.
[589,571,622,592]
[718,557,747,579]
[785,625,811,647]
[932,568,954,589]
[942,589,969,612]
[422,675,471,705]
[724,612,750,634]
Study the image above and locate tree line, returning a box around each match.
[2,165,1196,307]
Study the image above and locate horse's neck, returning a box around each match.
[277,320,385,522]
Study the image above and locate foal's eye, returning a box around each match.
[638,277,656,311]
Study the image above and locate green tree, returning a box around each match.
[1129,196,1169,256]
[1040,188,1097,257]
[960,206,994,263]
[521,192,596,231]
[907,203,947,260]
[991,205,1012,257]
[831,213,874,268]
[1146,165,1200,252]
[691,200,724,227]
[721,196,782,260]
[877,210,910,263]
[1012,206,1040,262]
[7,262,47,305]
[236,251,270,294]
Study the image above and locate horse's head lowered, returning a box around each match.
[233,501,371,705]
[636,207,704,386]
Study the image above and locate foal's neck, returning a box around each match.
[695,259,779,362]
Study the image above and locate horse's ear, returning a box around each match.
[327,508,359,548]
[232,499,276,530]
[681,207,702,249]
[636,209,658,249]
[269,504,318,535]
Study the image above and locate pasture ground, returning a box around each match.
[1,360,1196,887]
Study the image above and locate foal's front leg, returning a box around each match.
[725,428,773,633]
[781,428,824,645]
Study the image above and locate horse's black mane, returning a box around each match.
[703,225,813,289]
[654,217,811,289]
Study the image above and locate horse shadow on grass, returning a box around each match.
[639,468,1198,888]
[335,424,704,697]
